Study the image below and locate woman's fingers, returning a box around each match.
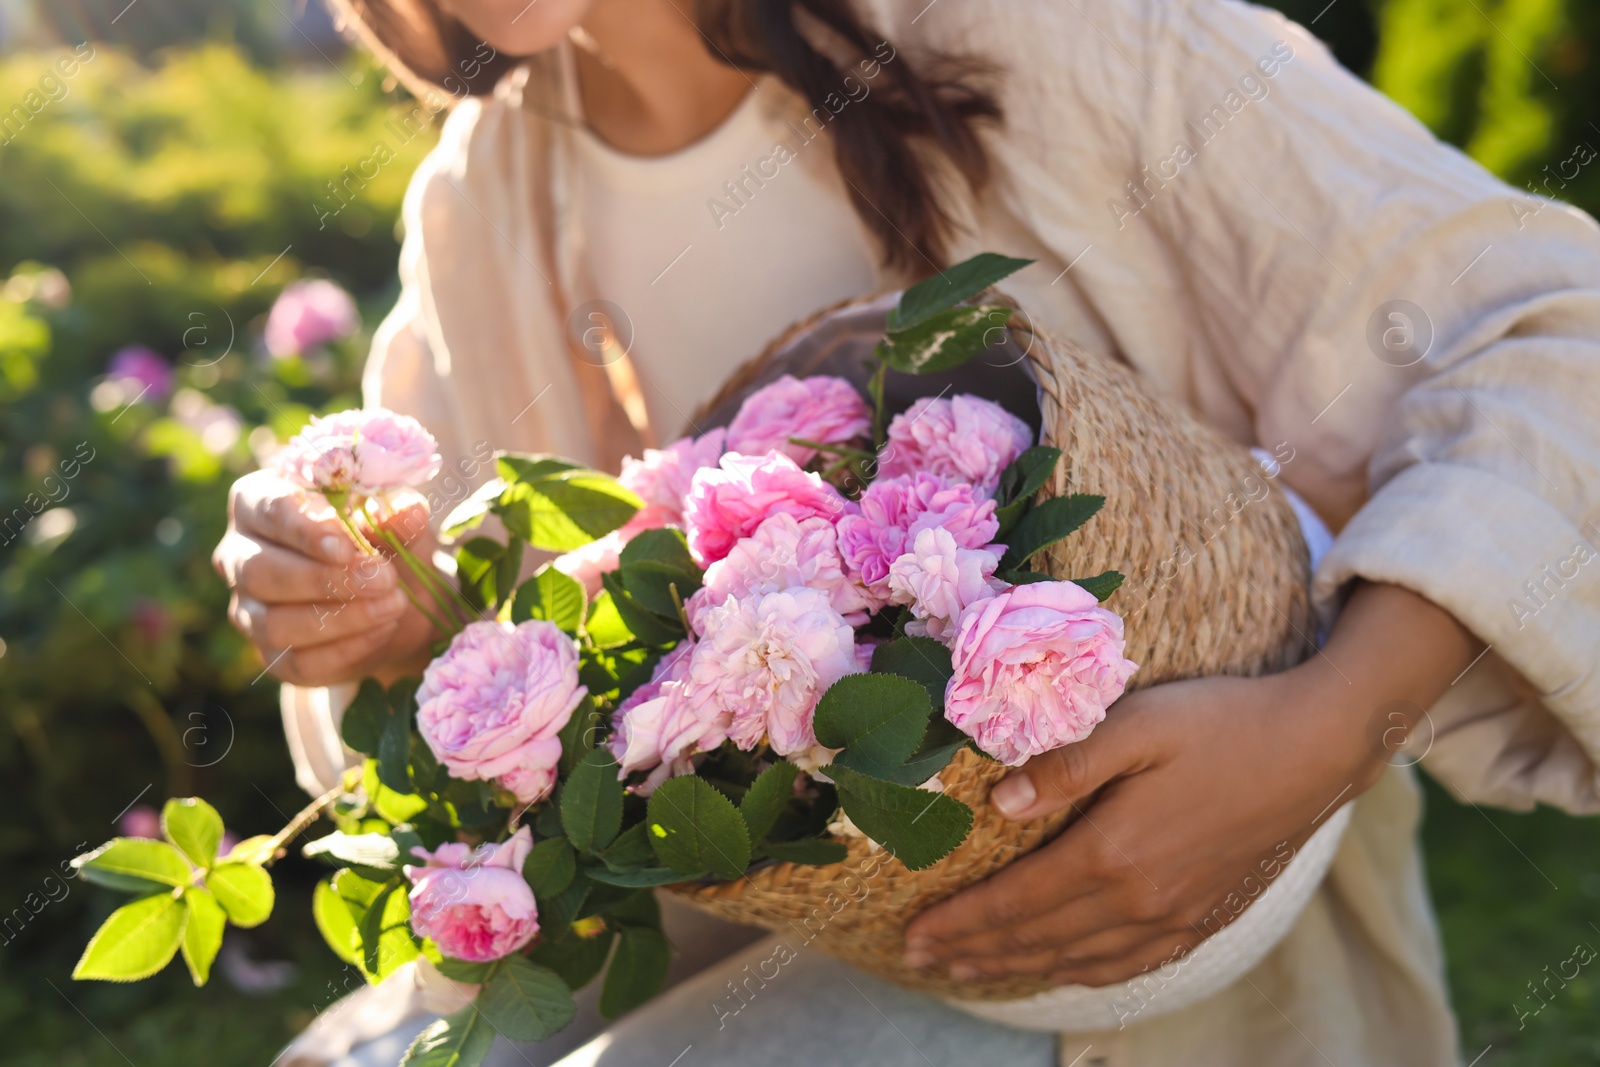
[263,622,404,687]
[218,534,397,604]
[988,697,1156,822]
[228,469,353,565]
[229,589,409,649]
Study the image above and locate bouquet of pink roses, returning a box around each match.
[66,254,1141,1063]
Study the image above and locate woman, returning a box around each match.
[214,0,1600,1063]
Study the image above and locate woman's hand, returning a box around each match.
[212,470,440,687]
[902,582,1481,987]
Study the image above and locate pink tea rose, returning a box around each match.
[836,473,1000,607]
[685,513,872,632]
[887,527,1005,642]
[609,643,725,793]
[685,587,860,757]
[725,375,871,466]
[272,407,442,497]
[405,827,538,962]
[415,620,587,803]
[618,428,726,536]
[682,451,846,565]
[552,530,625,599]
[878,395,1033,495]
[106,345,174,401]
[945,582,1138,766]
[264,279,360,358]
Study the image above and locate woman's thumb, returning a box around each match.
[989,712,1140,821]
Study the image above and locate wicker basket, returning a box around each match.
[673,291,1315,1002]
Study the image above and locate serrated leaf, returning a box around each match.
[599,822,656,872]
[401,1006,496,1067]
[618,528,699,574]
[206,862,274,928]
[180,886,225,986]
[73,893,187,982]
[1071,570,1125,602]
[875,305,1013,375]
[496,454,582,484]
[313,879,362,966]
[995,446,1063,534]
[440,477,506,537]
[646,777,750,880]
[161,798,224,869]
[524,837,576,898]
[599,927,671,1019]
[762,839,850,866]
[585,867,686,887]
[562,749,625,852]
[584,591,633,647]
[869,637,953,714]
[894,717,969,786]
[378,704,415,795]
[888,253,1033,332]
[739,761,799,843]
[999,493,1105,571]
[557,696,603,777]
[530,924,614,991]
[499,475,642,553]
[435,958,494,983]
[814,673,934,781]
[600,572,683,644]
[828,766,974,871]
[341,678,393,755]
[359,880,420,980]
[617,560,699,619]
[479,956,578,1041]
[304,832,402,880]
[540,871,592,932]
[75,838,193,891]
[511,565,587,633]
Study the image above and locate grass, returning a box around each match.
[11,776,1599,1065]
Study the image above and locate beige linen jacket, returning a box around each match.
[283,0,1600,1063]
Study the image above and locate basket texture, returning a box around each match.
[670,292,1315,1001]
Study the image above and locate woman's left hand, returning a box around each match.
[902,582,1481,987]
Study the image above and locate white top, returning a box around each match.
[569,76,879,435]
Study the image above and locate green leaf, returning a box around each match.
[562,749,625,852]
[1071,570,1125,602]
[435,958,494,983]
[599,927,672,1019]
[617,528,699,575]
[813,673,934,781]
[869,637,953,714]
[540,872,593,931]
[557,696,603,777]
[585,867,686,887]
[162,798,225,869]
[585,591,633,647]
[73,893,187,982]
[599,888,661,928]
[994,446,1063,534]
[617,560,700,620]
[531,924,614,991]
[313,879,362,966]
[524,837,576,898]
[646,777,750,880]
[1006,569,1056,584]
[180,886,226,986]
[401,1006,497,1067]
[600,572,683,644]
[206,862,274,928]
[378,704,415,795]
[999,493,1105,571]
[600,822,656,873]
[75,838,193,891]
[739,761,799,843]
[875,305,1014,375]
[499,474,642,552]
[511,565,587,633]
[359,880,420,980]
[333,868,388,928]
[895,718,969,786]
[478,956,578,1041]
[887,253,1033,332]
[496,454,582,484]
[440,477,506,537]
[341,678,393,755]
[304,832,402,880]
[762,839,850,866]
[828,766,974,871]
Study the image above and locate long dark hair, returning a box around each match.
[326,0,1001,273]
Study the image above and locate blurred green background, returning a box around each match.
[0,0,1596,1063]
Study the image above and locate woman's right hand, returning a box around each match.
[212,470,439,687]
